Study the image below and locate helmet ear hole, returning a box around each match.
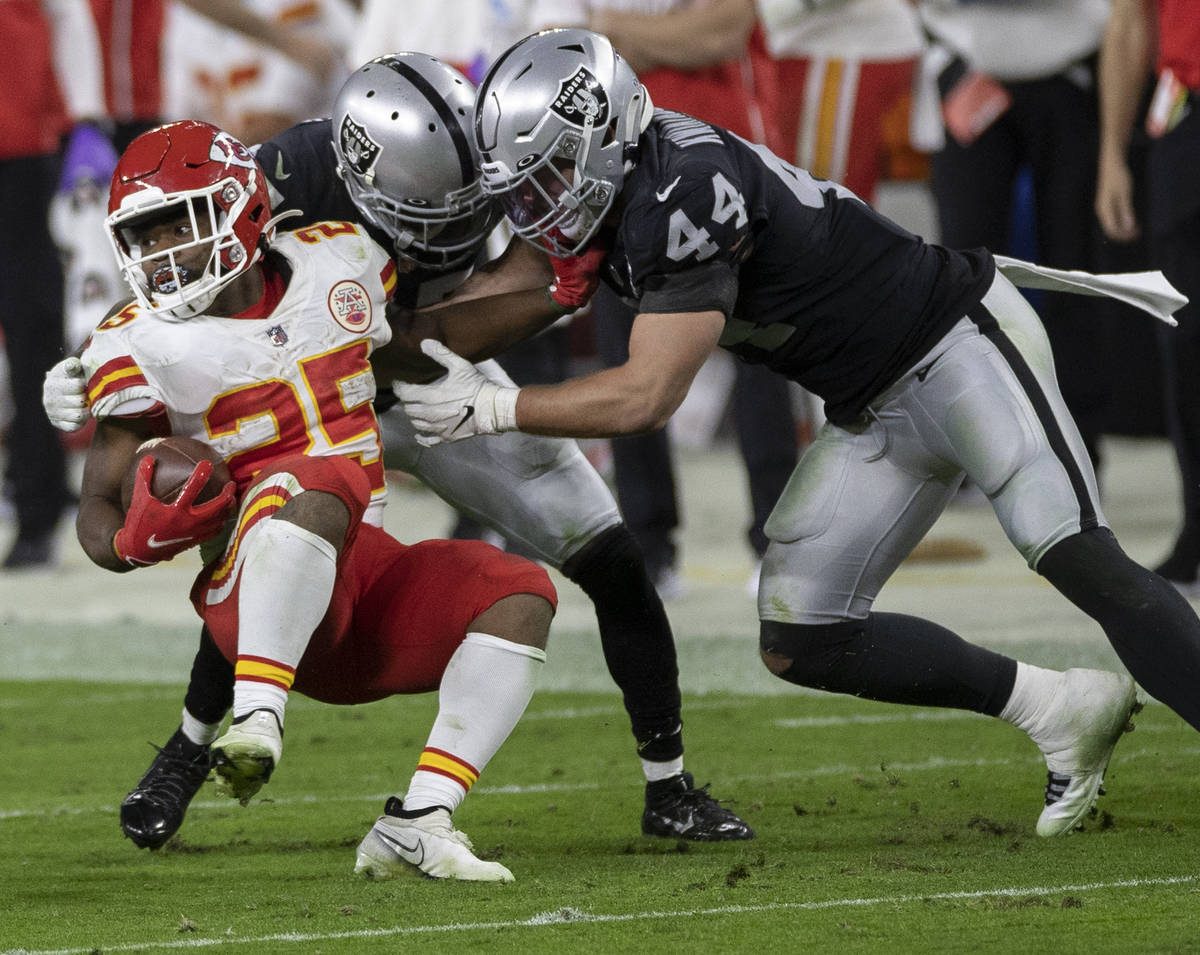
[601,118,619,148]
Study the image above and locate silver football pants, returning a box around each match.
[759,272,1104,624]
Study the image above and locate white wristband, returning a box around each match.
[491,385,520,433]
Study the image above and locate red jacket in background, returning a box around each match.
[1158,0,1200,91]
[90,0,165,123]
[638,25,782,152]
[0,1,69,158]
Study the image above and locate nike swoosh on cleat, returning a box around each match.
[147,533,194,549]
[376,829,424,865]
[451,405,475,435]
[665,813,695,834]
[656,176,682,202]
[274,153,291,181]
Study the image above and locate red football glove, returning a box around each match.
[113,456,236,567]
[546,235,609,311]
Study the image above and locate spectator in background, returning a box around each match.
[1096,0,1200,591]
[91,0,346,152]
[916,0,1117,474]
[349,0,526,82]
[757,0,925,205]
[529,0,800,597]
[0,0,106,569]
[163,0,355,147]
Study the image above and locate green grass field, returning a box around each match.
[3,679,1199,954]
[5,439,1200,953]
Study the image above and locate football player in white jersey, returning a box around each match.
[76,119,559,881]
[46,55,754,849]
[399,29,1200,837]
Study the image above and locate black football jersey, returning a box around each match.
[604,110,996,425]
[254,119,469,310]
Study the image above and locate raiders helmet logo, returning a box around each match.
[339,116,381,177]
[550,67,609,128]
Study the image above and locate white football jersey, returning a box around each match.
[82,223,396,514]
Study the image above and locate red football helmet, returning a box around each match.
[106,120,273,318]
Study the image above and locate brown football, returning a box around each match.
[120,436,233,511]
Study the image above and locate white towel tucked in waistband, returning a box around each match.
[995,255,1187,326]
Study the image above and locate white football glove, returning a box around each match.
[395,339,519,446]
[43,356,90,432]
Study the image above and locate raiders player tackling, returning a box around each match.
[398,28,1200,836]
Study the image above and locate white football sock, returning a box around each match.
[402,632,545,813]
[642,757,684,782]
[232,518,337,726]
[999,661,1064,746]
[181,707,221,747]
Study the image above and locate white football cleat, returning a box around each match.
[1030,668,1141,837]
[354,800,514,882]
[211,709,283,807]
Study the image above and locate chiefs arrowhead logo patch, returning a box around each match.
[328,280,372,332]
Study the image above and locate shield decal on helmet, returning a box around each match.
[339,116,381,177]
[550,67,609,128]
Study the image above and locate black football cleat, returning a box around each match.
[642,771,755,841]
[120,727,211,849]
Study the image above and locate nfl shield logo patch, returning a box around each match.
[266,324,288,346]
[550,67,609,128]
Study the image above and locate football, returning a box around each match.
[120,436,233,511]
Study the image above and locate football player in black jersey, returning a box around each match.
[399,29,1200,837]
[45,54,753,849]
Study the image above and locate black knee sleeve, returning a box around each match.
[183,626,234,725]
[563,524,683,759]
[760,615,1015,715]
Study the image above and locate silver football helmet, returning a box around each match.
[474,29,653,257]
[332,53,500,270]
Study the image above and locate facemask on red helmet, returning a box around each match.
[106,121,272,319]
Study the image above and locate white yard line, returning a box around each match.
[5,874,1198,955]
[4,744,1196,822]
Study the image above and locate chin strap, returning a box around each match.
[261,208,304,237]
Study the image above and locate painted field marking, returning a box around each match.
[4,744,1197,823]
[5,874,1198,955]
[0,687,185,709]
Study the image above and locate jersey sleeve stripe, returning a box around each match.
[87,356,148,405]
[380,258,397,298]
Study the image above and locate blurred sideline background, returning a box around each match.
[0,2,1180,705]
[0,181,1180,699]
